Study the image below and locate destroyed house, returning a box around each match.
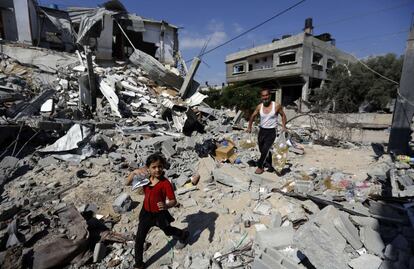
[0,0,180,65]
[0,0,74,51]
[67,1,179,65]
[225,18,356,109]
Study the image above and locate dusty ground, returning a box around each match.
[293,144,377,179]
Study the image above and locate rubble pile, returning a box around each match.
[1,46,413,269]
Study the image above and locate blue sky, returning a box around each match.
[40,0,414,85]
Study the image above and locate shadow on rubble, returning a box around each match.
[145,211,219,267]
[182,211,218,245]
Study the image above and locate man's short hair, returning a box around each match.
[260,88,270,95]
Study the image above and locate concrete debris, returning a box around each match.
[112,193,133,214]
[0,4,413,269]
[348,254,382,269]
[39,124,92,153]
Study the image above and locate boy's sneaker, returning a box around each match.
[175,230,189,250]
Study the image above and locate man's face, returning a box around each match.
[261,90,271,106]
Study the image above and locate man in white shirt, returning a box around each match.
[247,88,287,174]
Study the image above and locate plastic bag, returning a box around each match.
[272,131,289,173]
[239,134,256,149]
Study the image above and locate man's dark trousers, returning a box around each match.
[257,127,276,169]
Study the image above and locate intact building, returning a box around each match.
[225,18,356,109]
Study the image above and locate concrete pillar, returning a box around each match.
[96,14,113,60]
[13,0,32,44]
[275,88,282,104]
[301,76,310,101]
[179,57,201,99]
[388,27,414,154]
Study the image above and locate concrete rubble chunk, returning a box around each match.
[161,139,177,159]
[348,254,382,269]
[93,242,107,263]
[256,226,294,249]
[212,166,250,191]
[112,193,133,213]
[294,206,348,269]
[360,227,385,257]
[301,199,320,214]
[350,216,380,231]
[39,124,91,153]
[270,212,282,228]
[383,244,398,261]
[333,212,363,250]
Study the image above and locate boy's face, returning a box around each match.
[148,160,164,178]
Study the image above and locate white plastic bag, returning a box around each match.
[272,131,289,172]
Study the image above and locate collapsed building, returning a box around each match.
[1,1,414,269]
[225,18,357,110]
[0,0,181,66]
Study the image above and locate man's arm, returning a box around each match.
[247,105,261,133]
[276,104,287,131]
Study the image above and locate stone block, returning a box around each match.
[112,193,132,213]
[360,227,385,257]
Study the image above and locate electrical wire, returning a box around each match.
[186,0,307,61]
[314,1,414,29]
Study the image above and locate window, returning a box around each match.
[248,64,253,71]
[312,52,323,65]
[279,51,296,64]
[327,59,335,69]
[262,57,267,62]
[233,63,245,74]
[255,59,259,64]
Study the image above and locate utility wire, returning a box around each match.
[186,0,307,61]
[260,1,413,43]
[336,30,409,44]
[314,0,414,28]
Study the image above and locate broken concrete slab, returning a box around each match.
[360,227,385,257]
[12,89,55,119]
[39,124,92,153]
[0,44,79,73]
[333,212,363,250]
[129,49,183,90]
[348,254,382,269]
[294,206,348,269]
[255,226,294,249]
[212,165,250,191]
[350,216,380,231]
[99,79,122,118]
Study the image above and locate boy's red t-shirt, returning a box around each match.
[143,177,176,212]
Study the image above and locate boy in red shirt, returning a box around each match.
[132,153,189,269]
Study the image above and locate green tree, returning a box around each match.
[311,53,403,112]
[202,82,261,116]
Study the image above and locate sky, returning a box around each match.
[39,0,414,86]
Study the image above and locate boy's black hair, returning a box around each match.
[145,152,167,167]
